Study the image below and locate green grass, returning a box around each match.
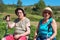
[56,27,60,40]
[26,14,43,21]
[4,9,15,14]
[29,25,36,40]
[56,18,60,22]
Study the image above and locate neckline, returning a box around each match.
[42,19,49,24]
[18,17,26,21]
[41,18,52,25]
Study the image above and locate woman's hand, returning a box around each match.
[6,17,10,21]
[34,38,36,40]
[47,38,52,40]
[14,34,20,39]
[34,36,37,40]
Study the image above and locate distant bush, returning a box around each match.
[0,4,7,13]
[56,18,60,22]
[0,20,14,39]
[29,25,36,40]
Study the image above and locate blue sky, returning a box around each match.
[3,0,60,6]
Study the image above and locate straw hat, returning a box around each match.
[43,7,53,13]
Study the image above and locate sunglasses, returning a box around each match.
[43,10,51,14]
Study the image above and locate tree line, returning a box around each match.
[0,0,60,16]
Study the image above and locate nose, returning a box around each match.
[45,13,49,15]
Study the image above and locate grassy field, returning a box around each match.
[0,11,60,40]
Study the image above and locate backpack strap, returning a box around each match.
[47,18,53,32]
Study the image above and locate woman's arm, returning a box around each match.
[5,15,15,28]
[7,21,15,28]
[49,19,57,40]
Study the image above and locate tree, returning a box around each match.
[0,0,4,13]
[17,0,22,7]
[0,0,4,4]
[33,0,46,15]
[35,0,46,11]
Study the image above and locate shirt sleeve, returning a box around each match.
[25,18,30,27]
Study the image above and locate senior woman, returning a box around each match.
[34,7,57,40]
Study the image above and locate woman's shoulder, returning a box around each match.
[49,18,56,24]
[25,17,30,21]
[39,19,43,24]
[52,19,56,23]
[49,18,56,22]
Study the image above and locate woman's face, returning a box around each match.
[17,10,24,19]
[43,11,50,19]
